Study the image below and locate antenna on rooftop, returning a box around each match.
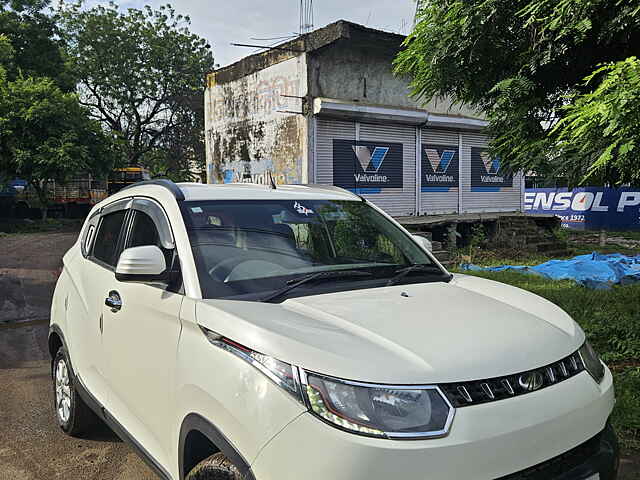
[268,170,277,190]
[299,0,314,34]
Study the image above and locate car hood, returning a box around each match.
[195,274,584,384]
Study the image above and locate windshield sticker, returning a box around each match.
[191,207,203,213]
[293,202,314,216]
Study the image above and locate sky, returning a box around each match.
[87,0,417,67]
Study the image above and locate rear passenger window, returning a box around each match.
[128,211,160,248]
[92,210,126,267]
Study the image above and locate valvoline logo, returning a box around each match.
[352,146,389,173]
[425,149,455,174]
[352,146,390,182]
[332,139,403,191]
[481,151,501,175]
[422,144,459,190]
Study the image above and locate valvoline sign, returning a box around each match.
[332,139,403,193]
[525,187,640,230]
[422,144,459,191]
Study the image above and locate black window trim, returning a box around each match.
[86,195,184,291]
[88,204,133,272]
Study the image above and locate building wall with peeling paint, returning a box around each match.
[205,55,308,185]
[309,40,481,118]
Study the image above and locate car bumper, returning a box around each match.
[251,369,617,480]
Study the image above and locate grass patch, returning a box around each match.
[571,229,640,241]
[454,267,640,448]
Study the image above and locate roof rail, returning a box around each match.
[120,179,185,201]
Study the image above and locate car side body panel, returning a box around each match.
[172,300,306,480]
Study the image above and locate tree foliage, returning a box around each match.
[554,57,640,184]
[0,0,73,89]
[396,0,640,185]
[0,34,116,218]
[58,2,214,178]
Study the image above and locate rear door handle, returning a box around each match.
[105,291,122,312]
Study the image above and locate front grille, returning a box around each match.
[497,430,602,479]
[440,351,585,407]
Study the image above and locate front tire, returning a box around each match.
[186,453,241,480]
[52,347,98,436]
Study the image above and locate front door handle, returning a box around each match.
[105,291,122,312]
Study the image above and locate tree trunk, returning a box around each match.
[31,181,48,222]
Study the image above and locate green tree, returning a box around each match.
[143,97,206,182]
[0,39,116,219]
[58,2,214,177]
[396,0,640,185]
[0,0,73,90]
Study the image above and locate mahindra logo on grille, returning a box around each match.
[518,371,545,392]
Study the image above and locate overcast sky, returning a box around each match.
[88,0,417,67]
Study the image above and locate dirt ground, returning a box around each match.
[0,229,639,479]
[0,230,157,480]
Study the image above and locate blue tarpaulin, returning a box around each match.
[461,253,640,289]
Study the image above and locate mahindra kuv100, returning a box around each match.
[49,180,618,480]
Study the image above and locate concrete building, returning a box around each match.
[204,20,524,217]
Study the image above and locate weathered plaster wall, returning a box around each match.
[205,55,308,185]
[309,41,482,119]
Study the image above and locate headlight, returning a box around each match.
[300,370,454,439]
[202,327,455,439]
[579,341,605,384]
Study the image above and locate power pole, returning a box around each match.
[299,0,314,35]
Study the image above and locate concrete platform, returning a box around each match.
[395,211,556,227]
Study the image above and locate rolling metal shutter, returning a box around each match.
[315,118,417,217]
[315,118,356,186]
[420,128,460,214]
[358,122,416,217]
[460,132,523,213]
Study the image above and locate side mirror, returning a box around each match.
[412,234,432,252]
[116,245,167,282]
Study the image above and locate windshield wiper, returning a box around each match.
[261,270,374,303]
[386,264,450,286]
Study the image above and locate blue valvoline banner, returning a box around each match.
[422,144,459,191]
[471,147,513,192]
[333,139,403,194]
[525,187,640,230]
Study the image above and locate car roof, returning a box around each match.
[91,183,362,216]
[123,182,361,203]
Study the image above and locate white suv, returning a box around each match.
[49,180,619,480]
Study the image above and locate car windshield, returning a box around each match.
[181,199,445,301]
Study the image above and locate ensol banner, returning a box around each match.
[525,187,640,230]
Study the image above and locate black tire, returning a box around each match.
[52,347,99,437]
[186,453,241,480]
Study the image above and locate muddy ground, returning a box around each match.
[0,229,638,479]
